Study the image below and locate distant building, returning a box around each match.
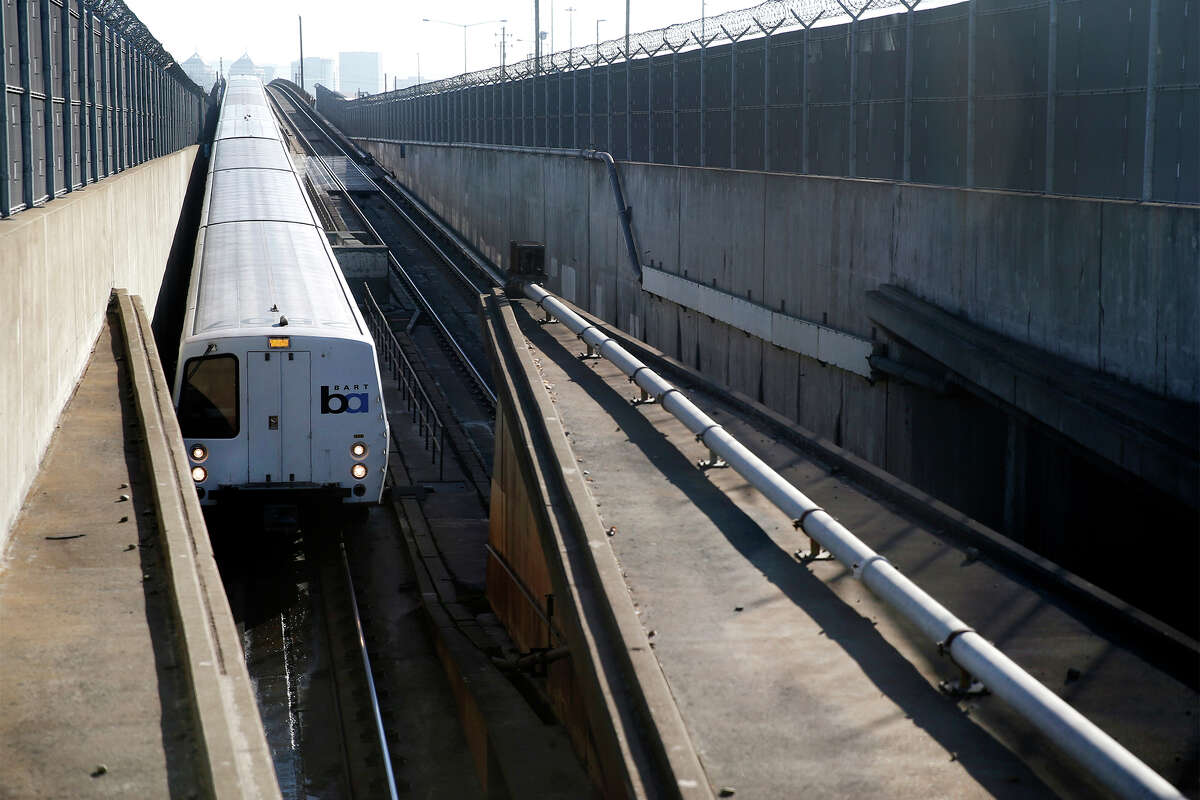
[339,52,381,96]
[227,52,274,84]
[289,57,337,95]
[181,52,216,90]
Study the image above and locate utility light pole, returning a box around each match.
[422,17,507,75]
[566,6,575,51]
[297,15,305,92]
[624,1,631,58]
[596,17,606,49]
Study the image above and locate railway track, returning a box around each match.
[266,83,496,488]
[212,507,403,800]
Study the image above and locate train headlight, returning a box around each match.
[350,442,368,459]
[350,463,368,480]
[190,444,208,462]
[191,465,208,483]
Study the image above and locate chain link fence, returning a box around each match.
[322,0,1197,204]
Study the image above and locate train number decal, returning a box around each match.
[320,385,370,414]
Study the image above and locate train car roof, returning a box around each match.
[211,137,293,173]
[205,169,313,225]
[193,221,359,335]
[188,76,366,341]
[215,103,280,141]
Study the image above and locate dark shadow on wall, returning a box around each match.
[151,83,222,383]
[108,305,209,797]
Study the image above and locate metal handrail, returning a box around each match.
[524,282,1185,800]
[362,285,446,479]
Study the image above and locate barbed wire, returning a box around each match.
[84,0,205,96]
[357,0,920,104]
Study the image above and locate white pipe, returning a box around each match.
[522,282,1183,800]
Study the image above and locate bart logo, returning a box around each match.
[320,385,369,414]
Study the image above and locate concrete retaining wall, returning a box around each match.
[359,138,1199,612]
[0,146,200,550]
[363,138,1199,406]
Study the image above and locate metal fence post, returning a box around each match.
[99,20,110,176]
[156,64,163,158]
[17,0,34,207]
[837,2,861,178]
[722,26,743,168]
[606,56,613,151]
[57,0,71,193]
[1045,0,1057,193]
[114,35,123,169]
[625,48,632,158]
[794,12,822,173]
[39,0,55,198]
[1141,0,1159,201]
[757,19,783,172]
[966,0,977,187]
[670,45,679,164]
[646,45,654,161]
[0,2,9,214]
[762,26,770,171]
[128,39,136,166]
[692,32,709,167]
[84,9,96,183]
[902,2,915,181]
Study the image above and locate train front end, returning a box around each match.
[174,332,389,506]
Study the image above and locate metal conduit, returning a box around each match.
[522,282,1183,800]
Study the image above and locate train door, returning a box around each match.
[247,351,311,483]
[280,352,311,482]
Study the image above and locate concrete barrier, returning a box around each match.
[116,290,280,799]
[0,146,199,551]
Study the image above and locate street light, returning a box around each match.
[422,17,507,75]
[595,17,606,50]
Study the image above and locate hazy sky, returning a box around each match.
[125,0,764,85]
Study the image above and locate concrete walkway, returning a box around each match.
[0,309,202,796]
[0,297,279,800]
[512,297,1198,799]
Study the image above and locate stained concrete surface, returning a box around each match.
[0,146,200,550]
[0,312,201,798]
[512,298,1199,799]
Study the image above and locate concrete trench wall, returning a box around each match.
[0,145,200,550]
[363,139,1199,405]
[361,138,1200,623]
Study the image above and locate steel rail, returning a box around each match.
[375,171,506,288]
[276,82,501,295]
[266,85,497,408]
[340,540,400,800]
[523,281,1185,800]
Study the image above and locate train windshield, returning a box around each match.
[177,355,239,438]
